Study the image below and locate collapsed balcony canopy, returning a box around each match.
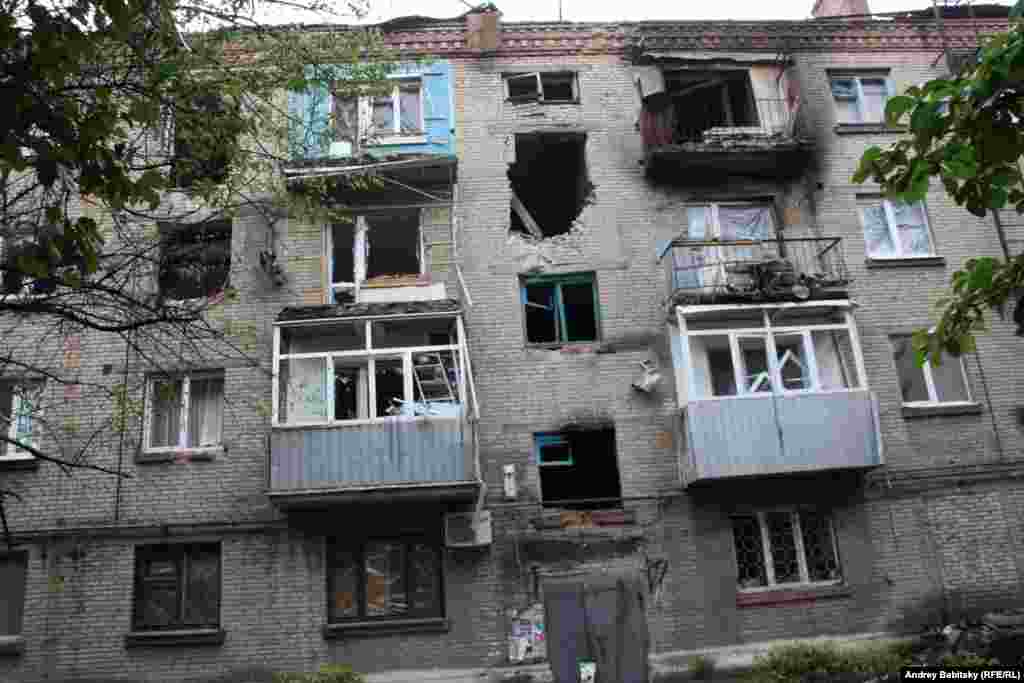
[508,132,591,238]
[277,299,461,323]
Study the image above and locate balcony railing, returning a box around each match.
[682,390,882,484]
[663,237,850,304]
[674,99,795,144]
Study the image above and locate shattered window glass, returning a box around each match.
[890,201,933,256]
[522,274,598,345]
[860,205,895,258]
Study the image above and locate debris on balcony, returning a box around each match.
[509,132,593,238]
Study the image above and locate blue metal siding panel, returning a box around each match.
[270,420,467,491]
[687,390,881,481]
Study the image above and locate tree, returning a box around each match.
[853,3,1024,364]
[0,0,401,539]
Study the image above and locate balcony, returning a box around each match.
[682,390,882,484]
[642,97,813,180]
[662,237,850,306]
[267,303,481,508]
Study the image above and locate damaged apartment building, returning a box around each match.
[2,1,1024,682]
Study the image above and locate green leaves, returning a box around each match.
[884,95,916,126]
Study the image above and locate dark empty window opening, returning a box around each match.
[365,210,421,281]
[522,272,598,346]
[536,428,621,509]
[505,72,578,103]
[509,132,592,238]
[665,70,759,143]
[158,220,231,300]
[172,94,238,189]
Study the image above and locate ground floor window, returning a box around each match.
[731,510,841,590]
[133,543,221,630]
[327,538,443,622]
[0,552,27,637]
[536,427,621,509]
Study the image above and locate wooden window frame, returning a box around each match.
[891,335,973,407]
[326,537,444,624]
[503,72,580,103]
[731,509,842,593]
[325,211,425,304]
[858,199,936,260]
[132,543,221,631]
[520,272,600,347]
[829,73,893,124]
[0,380,43,461]
[535,433,574,466]
[143,371,225,453]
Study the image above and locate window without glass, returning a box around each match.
[687,324,861,399]
[504,72,579,102]
[732,510,842,590]
[830,74,890,124]
[133,544,220,631]
[859,199,934,259]
[521,273,599,345]
[0,380,44,459]
[664,70,759,142]
[276,317,464,424]
[891,336,971,405]
[0,553,26,638]
[330,210,422,302]
[536,428,621,509]
[158,220,231,300]
[172,94,238,188]
[508,132,591,238]
[327,538,442,622]
[146,372,225,451]
[334,79,424,144]
[670,203,776,292]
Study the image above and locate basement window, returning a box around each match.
[504,72,579,103]
[732,510,842,591]
[521,272,599,346]
[536,428,621,509]
[508,132,591,238]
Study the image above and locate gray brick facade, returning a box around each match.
[1,9,1023,683]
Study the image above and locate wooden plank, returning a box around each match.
[510,192,545,239]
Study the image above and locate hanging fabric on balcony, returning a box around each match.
[718,206,773,241]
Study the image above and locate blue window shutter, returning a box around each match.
[422,61,452,152]
[287,67,332,161]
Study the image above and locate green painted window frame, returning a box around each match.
[535,433,574,467]
[520,272,600,346]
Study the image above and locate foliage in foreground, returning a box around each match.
[744,642,915,683]
[273,664,365,683]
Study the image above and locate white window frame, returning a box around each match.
[272,315,469,428]
[503,72,579,103]
[334,77,426,147]
[1,381,42,460]
[859,199,936,260]
[674,303,868,404]
[892,335,974,407]
[326,213,425,303]
[143,372,225,454]
[732,509,843,593]
[829,73,893,124]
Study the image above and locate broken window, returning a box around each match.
[334,78,424,145]
[536,427,621,509]
[0,552,26,638]
[504,72,578,103]
[732,510,842,590]
[330,210,422,301]
[508,132,591,238]
[684,313,862,399]
[521,272,599,346]
[328,538,442,622]
[276,316,464,423]
[0,380,44,460]
[830,73,890,124]
[172,94,238,188]
[146,372,225,451]
[891,336,971,406]
[133,543,221,631]
[664,70,759,142]
[158,220,231,301]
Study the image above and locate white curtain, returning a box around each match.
[188,377,224,447]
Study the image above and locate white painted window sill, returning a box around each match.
[365,135,428,146]
[865,256,945,268]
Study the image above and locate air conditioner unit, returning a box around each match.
[445,510,493,548]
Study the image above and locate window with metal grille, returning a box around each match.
[731,510,842,591]
[133,544,220,631]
